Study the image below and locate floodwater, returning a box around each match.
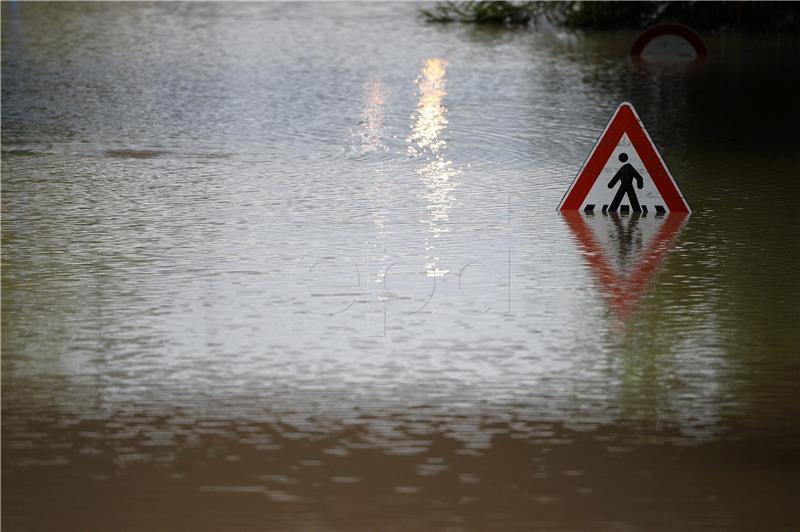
[2,3,799,530]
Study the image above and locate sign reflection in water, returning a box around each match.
[563,211,689,321]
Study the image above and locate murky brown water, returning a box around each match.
[3,3,800,530]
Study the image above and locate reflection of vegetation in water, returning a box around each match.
[420,1,537,26]
[421,1,800,30]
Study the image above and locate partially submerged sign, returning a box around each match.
[558,102,691,214]
[630,23,708,58]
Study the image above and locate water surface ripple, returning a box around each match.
[2,3,799,530]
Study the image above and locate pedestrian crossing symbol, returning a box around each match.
[558,102,691,214]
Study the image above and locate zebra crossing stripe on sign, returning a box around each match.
[558,102,691,214]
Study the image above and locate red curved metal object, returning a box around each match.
[630,23,708,57]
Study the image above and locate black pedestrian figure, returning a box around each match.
[608,153,644,212]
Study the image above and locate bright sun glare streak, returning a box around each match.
[359,79,387,154]
[407,58,460,277]
[359,79,390,286]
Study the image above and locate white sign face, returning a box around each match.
[579,134,669,215]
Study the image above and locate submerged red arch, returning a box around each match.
[630,23,708,57]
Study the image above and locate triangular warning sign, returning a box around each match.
[563,211,688,320]
[558,102,691,213]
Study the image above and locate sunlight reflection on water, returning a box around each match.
[407,58,461,277]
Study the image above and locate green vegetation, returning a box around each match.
[420,1,800,30]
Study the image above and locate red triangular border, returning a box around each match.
[558,103,691,213]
